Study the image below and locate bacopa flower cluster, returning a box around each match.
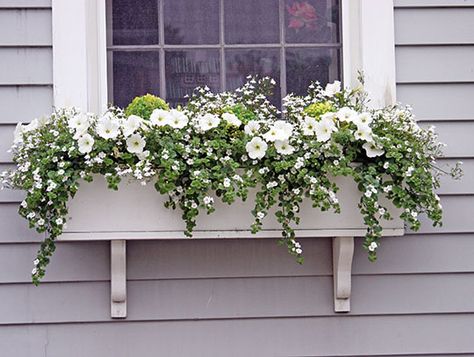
[1,76,462,285]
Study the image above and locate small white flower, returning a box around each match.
[137,150,150,161]
[32,268,37,275]
[203,196,214,205]
[122,115,143,136]
[322,80,341,97]
[126,134,146,154]
[336,107,357,123]
[96,115,120,139]
[354,125,373,142]
[150,109,171,127]
[191,202,198,209]
[411,211,418,218]
[168,109,189,129]
[406,166,415,177]
[222,112,241,127]
[55,218,63,225]
[378,208,386,215]
[33,259,40,266]
[274,140,295,155]
[198,113,220,131]
[363,142,385,158]
[368,242,378,252]
[256,211,265,220]
[314,115,337,142]
[244,120,260,136]
[383,162,390,169]
[383,185,392,193]
[246,136,268,160]
[295,248,303,254]
[223,178,231,188]
[77,134,94,154]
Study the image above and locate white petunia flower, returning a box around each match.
[322,80,341,97]
[96,115,120,139]
[222,112,241,127]
[150,109,171,127]
[68,113,90,132]
[336,107,357,123]
[353,112,373,127]
[302,116,318,135]
[246,136,268,160]
[244,120,260,136]
[198,113,220,131]
[13,122,24,144]
[126,133,146,154]
[23,118,39,133]
[168,109,189,129]
[314,116,337,142]
[354,124,373,142]
[122,115,143,136]
[368,242,378,252]
[263,126,286,142]
[274,120,294,140]
[363,142,385,157]
[77,134,94,154]
[274,140,295,155]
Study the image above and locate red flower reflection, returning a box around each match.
[287,1,317,30]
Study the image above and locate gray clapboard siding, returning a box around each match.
[396,46,474,83]
[1,274,474,325]
[0,0,51,8]
[0,47,52,85]
[397,83,474,121]
[0,9,52,46]
[0,203,44,243]
[2,234,474,284]
[1,315,474,357]
[0,124,14,163]
[395,8,474,44]
[395,0,474,7]
[0,86,53,124]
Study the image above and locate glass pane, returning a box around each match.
[286,47,340,96]
[164,0,219,44]
[226,49,281,107]
[224,0,280,44]
[285,0,340,44]
[110,51,160,109]
[110,0,159,45]
[165,50,221,107]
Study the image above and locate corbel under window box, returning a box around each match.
[57,175,404,319]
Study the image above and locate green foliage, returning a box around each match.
[124,94,169,119]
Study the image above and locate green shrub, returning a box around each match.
[124,94,169,119]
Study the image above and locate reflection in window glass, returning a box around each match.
[164,0,220,45]
[224,0,280,44]
[286,48,340,96]
[165,50,221,107]
[111,51,160,108]
[285,0,340,43]
[226,49,281,107]
[111,0,159,45]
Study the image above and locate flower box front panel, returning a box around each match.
[59,175,404,241]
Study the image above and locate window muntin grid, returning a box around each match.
[106,0,342,108]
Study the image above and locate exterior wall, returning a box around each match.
[1,1,474,356]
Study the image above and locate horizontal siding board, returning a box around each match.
[0,48,52,85]
[395,8,474,44]
[397,83,474,120]
[0,86,53,124]
[0,9,52,46]
[1,274,474,325]
[395,0,474,7]
[396,46,474,83]
[0,0,51,7]
[419,121,474,158]
[0,203,43,242]
[1,315,474,357]
[0,124,14,162]
[2,234,474,284]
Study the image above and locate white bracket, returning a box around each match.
[332,236,355,313]
[111,240,127,319]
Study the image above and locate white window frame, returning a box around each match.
[52,0,396,112]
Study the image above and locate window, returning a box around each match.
[106,0,341,108]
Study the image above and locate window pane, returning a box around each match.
[224,0,280,44]
[110,0,159,45]
[165,50,221,107]
[286,48,340,96]
[226,49,281,107]
[164,0,219,44]
[110,51,160,108]
[285,0,340,44]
